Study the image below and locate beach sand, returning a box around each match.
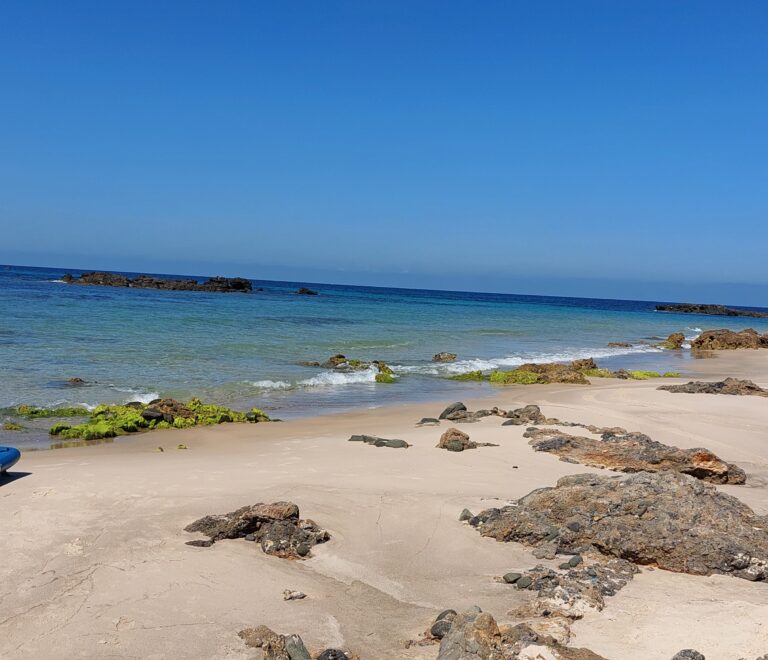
[1,352,767,659]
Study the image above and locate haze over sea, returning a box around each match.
[3,264,768,449]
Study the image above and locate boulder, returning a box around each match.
[524,427,746,484]
[691,328,765,350]
[658,378,768,397]
[185,501,329,559]
[237,626,311,659]
[502,404,552,426]
[433,352,458,362]
[439,402,467,419]
[437,428,476,452]
[471,472,768,581]
[660,332,686,349]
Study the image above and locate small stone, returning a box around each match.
[417,417,440,426]
[558,562,571,570]
[282,590,306,601]
[671,651,706,660]
[436,609,457,622]
[430,619,453,639]
[568,554,583,567]
[316,651,349,660]
[284,634,311,660]
[459,508,473,521]
[516,576,533,589]
[503,572,522,584]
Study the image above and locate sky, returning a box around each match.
[1,1,767,304]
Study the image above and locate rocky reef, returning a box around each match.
[185,501,329,558]
[471,471,768,581]
[524,426,746,484]
[656,303,768,318]
[659,377,768,397]
[44,398,270,440]
[691,328,768,350]
[62,271,252,293]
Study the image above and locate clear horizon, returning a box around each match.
[2,1,766,304]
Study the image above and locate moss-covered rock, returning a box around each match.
[375,372,396,384]
[627,371,662,380]
[16,405,90,418]
[489,370,545,385]
[448,371,485,381]
[582,368,616,378]
[2,422,23,431]
[663,372,682,378]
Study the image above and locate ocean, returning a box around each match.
[3,264,768,449]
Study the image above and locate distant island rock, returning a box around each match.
[61,271,253,293]
[655,303,768,318]
[296,287,318,295]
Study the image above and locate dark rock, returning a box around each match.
[516,576,533,589]
[568,554,583,567]
[671,652,706,660]
[64,271,252,293]
[660,332,686,349]
[459,508,473,521]
[185,501,329,559]
[66,377,87,386]
[503,572,522,584]
[433,352,458,362]
[524,426,747,485]
[437,427,476,452]
[141,409,165,422]
[296,287,318,295]
[284,634,311,660]
[472,471,768,581]
[439,402,467,419]
[316,651,350,660]
[430,619,454,639]
[691,328,767,350]
[656,303,768,319]
[502,404,554,426]
[658,378,768,397]
[436,609,458,622]
[437,609,501,659]
[347,434,409,448]
[607,341,632,348]
[417,417,440,426]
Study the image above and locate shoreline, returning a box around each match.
[1,350,767,658]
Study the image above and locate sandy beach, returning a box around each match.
[2,351,767,659]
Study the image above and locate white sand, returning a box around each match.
[1,352,767,659]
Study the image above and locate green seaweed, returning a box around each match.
[375,372,396,384]
[16,405,91,418]
[448,371,485,381]
[582,368,616,378]
[2,422,23,431]
[662,371,682,378]
[489,370,545,385]
[627,371,662,380]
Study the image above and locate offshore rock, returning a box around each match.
[433,352,458,362]
[691,328,768,350]
[471,472,768,581]
[185,501,329,559]
[62,271,252,293]
[658,377,768,397]
[656,303,768,318]
[524,427,746,484]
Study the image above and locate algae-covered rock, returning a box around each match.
[2,422,23,431]
[490,370,545,385]
[660,332,686,349]
[448,371,484,381]
[16,405,90,418]
[433,352,458,362]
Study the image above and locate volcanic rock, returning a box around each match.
[658,378,768,397]
[660,332,686,349]
[185,501,329,559]
[63,271,252,293]
[656,303,768,318]
[523,427,746,484]
[439,402,467,419]
[607,342,632,348]
[502,404,555,426]
[471,471,768,581]
[691,328,767,350]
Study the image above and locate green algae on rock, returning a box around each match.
[448,371,485,381]
[48,398,271,440]
[2,422,23,431]
[489,370,545,385]
[16,405,91,418]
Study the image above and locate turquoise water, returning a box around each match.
[3,264,768,449]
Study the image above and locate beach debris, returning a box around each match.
[523,426,747,484]
[659,332,686,349]
[658,377,768,397]
[433,352,458,362]
[656,303,768,319]
[691,328,768,350]
[282,589,306,601]
[417,417,441,426]
[42,398,271,441]
[439,402,467,419]
[155,446,164,452]
[296,287,318,295]
[470,471,768,581]
[62,271,253,293]
[347,434,409,448]
[185,501,329,559]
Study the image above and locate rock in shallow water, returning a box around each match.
[472,471,768,581]
[185,501,329,559]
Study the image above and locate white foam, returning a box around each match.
[299,365,382,387]
[250,380,292,390]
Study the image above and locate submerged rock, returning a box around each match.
[607,341,632,348]
[63,271,252,293]
[185,501,329,559]
[691,328,768,350]
[658,378,768,397]
[348,434,409,448]
[524,427,746,484]
[433,352,458,362]
[471,472,768,581]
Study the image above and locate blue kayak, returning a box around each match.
[0,446,21,473]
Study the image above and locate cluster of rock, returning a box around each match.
[238,625,350,659]
[62,271,253,293]
[523,426,747,484]
[348,434,409,449]
[437,401,507,423]
[691,328,768,350]
[184,501,329,559]
[659,378,768,397]
[470,471,768,581]
[656,303,768,318]
[301,355,396,383]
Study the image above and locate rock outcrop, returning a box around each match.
[490,360,593,385]
[348,434,409,448]
[502,404,555,426]
[524,427,746,484]
[433,352,458,362]
[185,501,329,559]
[659,378,768,397]
[62,271,252,293]
[655,303,768,318]
[437,427,476,452]
[691,328,768,350]
[471,472,768,581]
[660,332,686,349]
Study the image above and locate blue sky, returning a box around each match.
[1,1,766,304]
